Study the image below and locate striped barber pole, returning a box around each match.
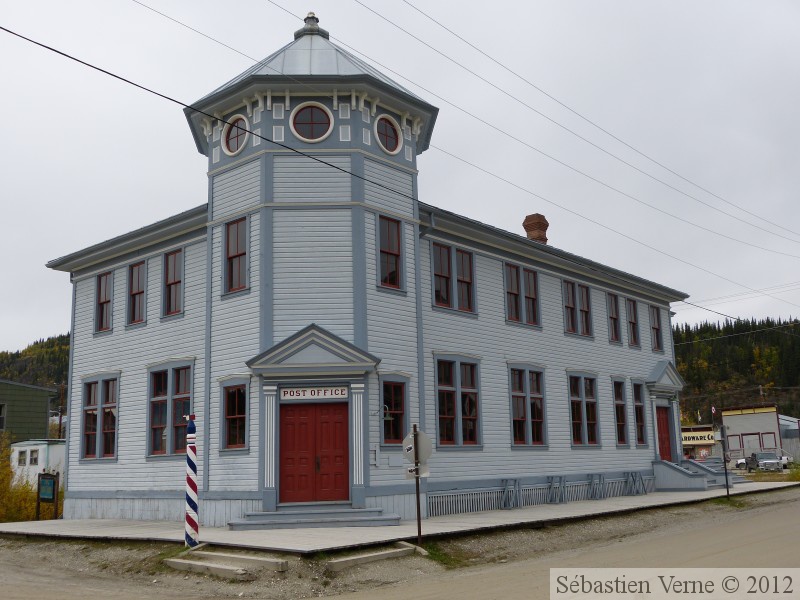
[185,414,199,547]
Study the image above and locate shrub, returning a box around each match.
[0,433,63,522]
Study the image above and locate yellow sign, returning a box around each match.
[681,432,715,446]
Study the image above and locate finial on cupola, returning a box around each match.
[295,11,330,39]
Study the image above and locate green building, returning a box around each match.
[0,380,55,442]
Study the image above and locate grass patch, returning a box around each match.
[709,496,749,509]
[423,542,468,569]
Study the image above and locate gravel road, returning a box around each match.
[1,486,797,600]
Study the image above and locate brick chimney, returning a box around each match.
[522,213,549,244]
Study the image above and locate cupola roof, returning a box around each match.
[185,13,438,154]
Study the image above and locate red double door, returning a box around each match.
[279,403,349,503]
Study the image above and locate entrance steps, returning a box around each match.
[681,459,749,486]
[228,504,401,530]
[164,543,288,580]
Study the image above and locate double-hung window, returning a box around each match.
[225,218,248,293]
[0,404,5,430]
[223,384,247,449]
[633,382,647,445]
[510,367,545,445]
[569,374,598,446]
[436,358,480,446]
[82,375,118,459]
[164,250,183,316]
[607,293,621,343]
[432,242,475,312]
[128,261,145,325]
[506,265,540,325]
[627,299,640,347]
[379,216,402,289]
[149,365,192,456]
[17,450,26,466]
[613,380,627,445]
[564,281,591,336]
[96,272,112,332]
[381,380,406,444]
[650,305,663,351]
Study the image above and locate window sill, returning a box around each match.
[125,321,147,331]
[628,344,642,350]
[146,454,185,462]
[505,319,542,331]
[222,287,251,300]
[651,348,665,354]
[636,443,650,449]
[435,444,483,451]
[376,285,407,297]
[570,444,604,449]
[510,444,549,451]
[431,305,479,319]
[608,339,623,346]
[219,447,250,455]
[616,443,631,449]
[92,329,113,339]
[160,312,185,323]
[564,331,594,340]
[78,457,117,464]
[380,443,404,451]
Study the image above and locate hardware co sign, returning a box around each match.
[280,387,349,400]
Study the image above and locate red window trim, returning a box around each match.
[376,116,399,152]
[224,116,248,154]
[83,381,98,458]
[164,250,182,316]
[456,250,473,312]
[226,218,247,293]
[96,272,112,332]
[101,379,117,457]
[433,243,452,308]
[382,381,405,444]
[627,299,640,346]
[608,293,621,342]
[524,269,539,326]
[172,367,191,454]
[633,383,646,445]
[128,261,145,324]
[505,264,520,322]
[614,381,627,445]
[293,105,331,141]
[578,284,591,336]
[564,281,577,333]
[650,305,663,351]
[224,385,247,449]
[379,216,402,289]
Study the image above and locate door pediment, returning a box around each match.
[646,360,686,397]
[247,324,380,378]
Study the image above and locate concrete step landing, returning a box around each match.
[228,505,401,530]
[164,544,289,580]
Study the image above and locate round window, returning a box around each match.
[375,115,402,155]
[290,103,334,143]
[223,116,249,156]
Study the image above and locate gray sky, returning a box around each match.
[2,0,799,352]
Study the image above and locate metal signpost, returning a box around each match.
[720,425,731,499]
[36,472,59,520]
[403,425,432,547]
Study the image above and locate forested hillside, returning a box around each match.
[674,318,800,424]
[0,334,69,387]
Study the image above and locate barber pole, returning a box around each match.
[185,414,199,547]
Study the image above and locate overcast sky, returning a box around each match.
[2,0,799,352]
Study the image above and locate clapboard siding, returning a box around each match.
[418,239,672,481]
[273,155,351,202]
[364,214,421,484]
[67,239,207,491]
[272,209,354,343]
[208,212,261,489]
[211,159,261,220]
[364,159,414,217]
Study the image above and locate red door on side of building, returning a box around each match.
[279,403,349,503]
[657,406,673,462]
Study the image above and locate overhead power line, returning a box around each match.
[6,20,800,325]
[398,0,800,242]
